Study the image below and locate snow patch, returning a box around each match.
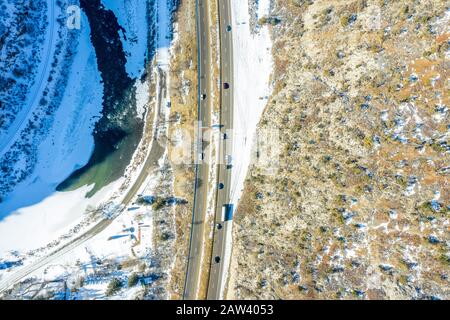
[229,0,273,206]
[0,179,122,256]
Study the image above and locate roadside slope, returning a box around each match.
[229,0,449,300]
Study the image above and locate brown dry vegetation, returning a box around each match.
[230,0,449,300]
[167,0,198,299]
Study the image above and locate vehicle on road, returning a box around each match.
[223,82,230,89]
[226,25,232,32]
[196,178,203,188]
[218,182,224,190]
[214,256,221,263]
[221,204,234,221]
[223,204,234,221]
[201,93,207,100]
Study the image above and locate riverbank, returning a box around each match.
[0,0,185,299]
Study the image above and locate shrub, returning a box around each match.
[128,273,139,287]
[106,278,123,296]
[152,197,166,211]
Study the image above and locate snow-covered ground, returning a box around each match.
[0,0,179,298]
[0,0,57,158]
[0,12,105,255]
[155,0,173,70]
[229,0,273,206]
[0,12,102,216]
[26,170,159,299]
[0,180,122,257]
[2,168,158,299]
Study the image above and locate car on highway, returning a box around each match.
[221,204,234,221]
[201,93,207,100]
[226,25,232,32]
[217,223,223,230]
[223,204,234,221]
[214,256,221,263]
[223,82,230,89]
[218,182,224,190]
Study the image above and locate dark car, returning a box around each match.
[217,223,223,230]
[218,182,224,190]
[223,82,230,89]
[215,256,221,263]
[226,25,232,32]
[201,93,207,100]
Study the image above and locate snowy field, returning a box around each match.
[229,0,273,207]
[155,0,173,70]
[0,12,103,254]
[0,180,122,257]
[21,170,159,300]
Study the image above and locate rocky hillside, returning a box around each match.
[230,0,449,300]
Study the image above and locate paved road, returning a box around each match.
[0,72,168,294]
[183,0,213,300]
[206,0,234,300]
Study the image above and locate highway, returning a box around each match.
[206,0,234,300]
[183,0,213,300]
[183,0,234,300]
